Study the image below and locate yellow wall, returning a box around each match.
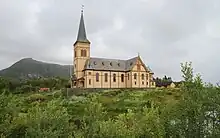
[168,82,176,88]
[85,71,127,88]
[82,57,155,88]
[74,42,90,79]
[130,57,152,88]
[126,72,132,88]
[84,69,154,88]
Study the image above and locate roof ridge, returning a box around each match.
[90,56,138,61]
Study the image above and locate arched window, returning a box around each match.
[83,50,87,57]
[113,74,116,82]
[96,73,99,82]
[80,49,87,57]
[141,74,144,80]
[146,74,149,80]
[104,73,108,82]
[81,49,84,56]
[128,73,129,80]
[121,74,124,82]
[134,73,137,80]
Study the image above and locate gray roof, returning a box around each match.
[75,12,90,44]
[84,56,153,73]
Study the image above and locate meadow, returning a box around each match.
[0,62,220,137]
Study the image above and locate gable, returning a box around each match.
[131,57,149,72]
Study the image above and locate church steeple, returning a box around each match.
[73,6,91,83]
[75,7,90,45]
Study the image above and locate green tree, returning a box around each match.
[162,62,220,137]
[8,99,74,137]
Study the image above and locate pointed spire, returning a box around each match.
[75,5,90,44]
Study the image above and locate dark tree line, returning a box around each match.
[154,75,173,87]
[0,76,70,94]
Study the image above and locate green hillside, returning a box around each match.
[0,58,72,80]
[0,62,219,137]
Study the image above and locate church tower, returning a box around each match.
[73,9,90,81]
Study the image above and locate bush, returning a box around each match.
[27,94,47,103]
[9,100,74,137]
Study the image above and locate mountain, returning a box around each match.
[0,58,72,80]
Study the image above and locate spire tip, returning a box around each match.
[81,5,84,13]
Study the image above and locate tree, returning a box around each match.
[155,76,173,87]
[162,62,220,137]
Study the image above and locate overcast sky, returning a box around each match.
[0,0,219,83]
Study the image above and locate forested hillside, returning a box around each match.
[0,58,72,80]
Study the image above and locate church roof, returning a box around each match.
[84,56,153,72]
[75,11,90,44]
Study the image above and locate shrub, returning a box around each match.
[27,94,47,103]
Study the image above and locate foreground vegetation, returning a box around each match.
[0,62,220,137]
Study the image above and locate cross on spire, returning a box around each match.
[81,5,84,13]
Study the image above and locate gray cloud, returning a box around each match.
[0,0,219,84]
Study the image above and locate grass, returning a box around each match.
[18,88,183,120]
[69,88,183,117]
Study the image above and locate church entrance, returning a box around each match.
[81,81,84,87]
[77,77,85,88]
